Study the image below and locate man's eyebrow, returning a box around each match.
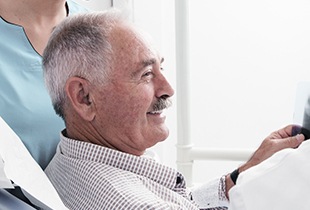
[142,57,164,67]
[142,58,156,67]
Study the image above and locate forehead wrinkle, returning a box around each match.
[140,52,164,68]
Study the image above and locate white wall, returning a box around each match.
[189,0,310,183]
[73,0,111,11]
[72,0,310,184]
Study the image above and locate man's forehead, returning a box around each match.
[113,22,157,49]
[108,22,164,72]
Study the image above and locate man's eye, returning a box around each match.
[142,71,154,77]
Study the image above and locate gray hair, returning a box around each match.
[43,10,125,119]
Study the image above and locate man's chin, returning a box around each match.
[154,128,170,143]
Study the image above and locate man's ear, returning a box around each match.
[65,77,96,121]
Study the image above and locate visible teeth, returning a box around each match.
[149,110,162,114]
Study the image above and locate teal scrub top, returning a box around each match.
[0,0,89,169]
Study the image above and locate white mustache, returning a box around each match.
[152,98,172,111]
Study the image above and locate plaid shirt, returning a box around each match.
[45,131,228,210]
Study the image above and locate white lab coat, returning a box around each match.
[229,140,310,210]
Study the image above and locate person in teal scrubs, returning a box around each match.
[0,0,89,169]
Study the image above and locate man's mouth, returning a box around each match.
[147,110,163,115]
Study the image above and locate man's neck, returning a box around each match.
[0,0,67,26]
[0,0,69,55]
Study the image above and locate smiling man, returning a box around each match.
[42,10,304,210]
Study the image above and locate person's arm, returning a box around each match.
[225,124,304,198]
[192,125,304,209]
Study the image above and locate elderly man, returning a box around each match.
[43,10,304,210]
